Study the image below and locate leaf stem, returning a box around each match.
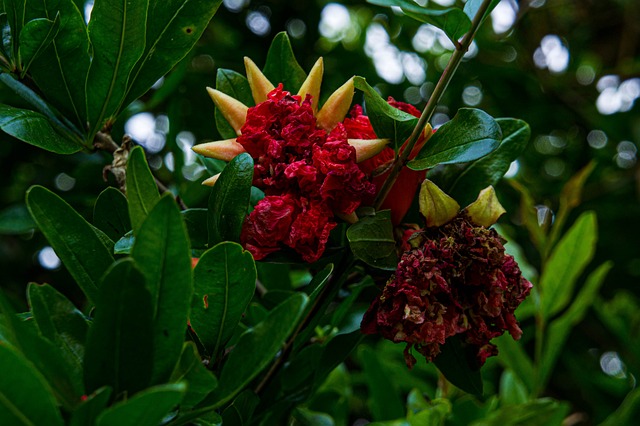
[373,0,494,209]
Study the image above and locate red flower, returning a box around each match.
[344,100,430,225]
[237,86,375,262]
[361,215,532,368]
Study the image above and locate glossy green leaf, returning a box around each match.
[433,336,483,396]
[68,387,113,426]
[170,342,218,409]
[0,204,36,234]
[93,187,131,242]
[215,68,254,139]
[207,152,253,245]
[0,292,83,410]
[221,390,260,426]
[28,283,89,372]
[446,118,531,206]
[494,333,534,394]
[26,185,115,304]
[315,330,364,385]
[18,15,60,77]
[26,0,90,128]
[539,262,612,390]
[191,242,256,357]
[347,210,397,270]
[86,0,149,137]
[126,145,160,235]
[354,76,418,152]
[292,264,334,351]
[84,259,154,396]
[600,388,640,426]
[0,13,12,66]
[471,398,569,426]
[124,0,222,106]
[540,211,597,319]
[406,392,451,425]
[361,345,405,421]
[204,293,308,408]
[182,208,208,249]
[0,344,64,426]
[132,195,193,383]
[463,0,501,23]
[368,0,471,43]
[96,383,186,426]
[409,108,501,170]
[114,232,134,254]
[499,370,528,406]
[263,31,306,92]
[3,0,25,61]
[0,104,81,154]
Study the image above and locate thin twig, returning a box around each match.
[373,0,495,209]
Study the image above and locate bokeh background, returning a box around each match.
[1,0,639,423]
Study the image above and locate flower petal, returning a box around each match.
[206,87,248,136]
[192,138,246,161]
[348,138,391,163]
[297,57,324,112]
[244,56,275,104]
[316,77,355,132]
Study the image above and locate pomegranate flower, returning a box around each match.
[361,182,532,368]
[193,58,390,262]
[344,103,433,225]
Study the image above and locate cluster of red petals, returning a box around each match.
[343,100,428,225]
[361,216,532,368]
[238,85,375,262]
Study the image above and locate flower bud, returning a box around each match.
[192,138,246,161]
[297,57,324,112]
[206,87,248,135]
[464,186,506,227]
[418,179,460,227]
[244,57,275,104]
[316,77,355,132]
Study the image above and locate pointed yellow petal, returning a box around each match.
[192,138,246,161]
[336,211,358,224]
[202,173,221,187]
[348,138,390,163]
[206,87,248,136]
[463,186,506,227]
[419,179,460,227]
[316,77,354,132]
[297,57,324,112]
[244,57,275,104]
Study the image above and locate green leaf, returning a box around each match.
[93,187,131,242]
[433,336,483,396]
[28,283,89,373]
[182,208,208,249]
[203,293,308,408]
[292,264,334,351]
[25,0,90,128]
[347,210,397,270]
[539,211,597,319]
[494,333,534,394]
[0,344,64,426]
[0,104,81,154]
[3,0,26,62]
[445,118,531,206]
[499,370,528,406]
[409,108,502,171]
[114,232,134,254]
[124,0,223,106]
[190,242,256,357]
[406,392,451,425]
[0,13,13,66]
[68,387,113,426]
[0,204,36,234]
[354,76,418,152]
[18,15,60,77]
[600,388,640,426]
[538,262,612,390]
[170,342,218,409]
[0,292,83,410]
[207,152,253,246]
[470,398,569,426]
[215,68,254,139]
[221,390,259,426]
[368,0,471,43]
[463,0,501,24]
[126,145,160,235]
[84,259,154,396]
[315,330,365,386]
[263,31,306,93]
[96,383,186,426]
[26,185,115,304]
[86,0,149,138]
[361,345,405,421]
[132,195,193,383]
